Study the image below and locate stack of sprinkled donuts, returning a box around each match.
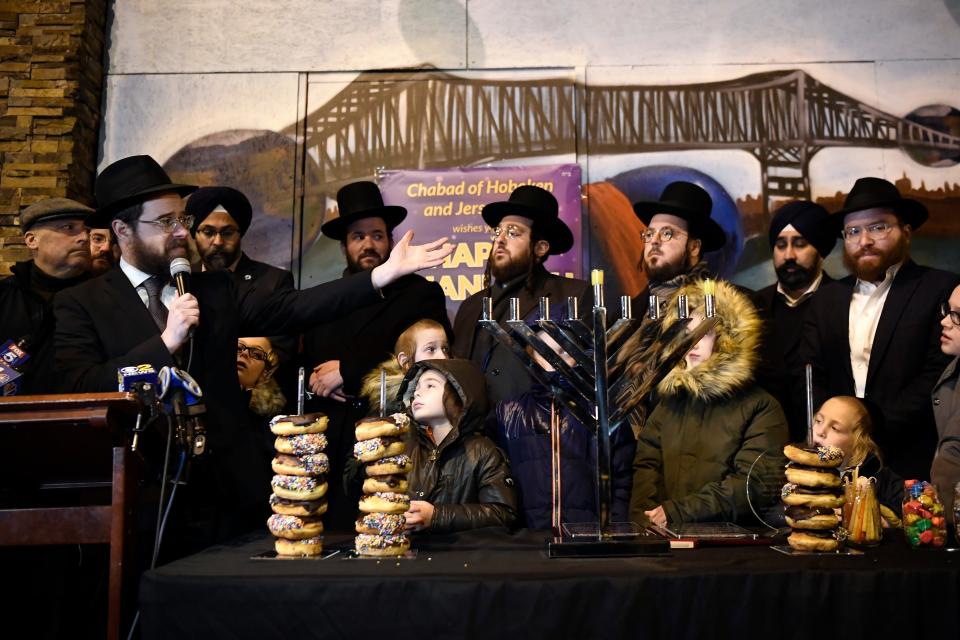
[353,413,413,557]
[781,443,846,552]
[266,413,329,557]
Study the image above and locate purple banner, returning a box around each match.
[380,164,582,316]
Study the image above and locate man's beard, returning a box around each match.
[346,248,387,274]
[644,245,691,283]
[843,237,908,283]
[90,251,115,276]
[490,247,534,283]
[201,244,240,271]
[127,233,189,276]
[775,260,818,291]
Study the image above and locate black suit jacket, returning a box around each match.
[453,268,589,406]
[53,266,381,545]
[229,253,297,362]
[752,273,834,441]
[799,260,960,478]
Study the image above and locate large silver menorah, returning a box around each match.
[479,270,717,557]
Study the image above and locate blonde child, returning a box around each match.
[811,396,902,517]
[360,318,450,413]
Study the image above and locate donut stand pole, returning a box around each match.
[297,367,305,416]
[805,364,814,445]
[379,368,387,418]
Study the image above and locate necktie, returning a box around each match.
[141,276,169,331]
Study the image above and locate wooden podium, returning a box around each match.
[0,392,141,640]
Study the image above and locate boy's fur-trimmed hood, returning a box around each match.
[656,280,761,402]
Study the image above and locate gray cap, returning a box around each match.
[21,197,94,232]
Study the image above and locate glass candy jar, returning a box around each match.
[902,480,947,548]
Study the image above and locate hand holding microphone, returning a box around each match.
[161,258,200,353]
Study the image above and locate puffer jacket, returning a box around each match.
[399,358,518,533]
[493,374,635,530]
[630,280,789,525]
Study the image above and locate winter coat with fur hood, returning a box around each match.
[399,358,518,533]
[630,280,789,526]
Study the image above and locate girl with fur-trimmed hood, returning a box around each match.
[630,280,789,527]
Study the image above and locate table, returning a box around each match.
[140,528,960,639]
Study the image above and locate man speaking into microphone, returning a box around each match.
[53,155,453,554]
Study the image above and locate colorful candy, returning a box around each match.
[902,480,947,549]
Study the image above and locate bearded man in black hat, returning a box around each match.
[801,177,960,478]
[752,200,836,441]
[0,198,93,394]
[630,181,729,317]
[452,185,589,406]
[300,180,451,531]
[53,156,452,551]
[187,186,296,362]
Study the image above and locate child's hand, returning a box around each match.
[644,506,667,527]
[404,500,435,531]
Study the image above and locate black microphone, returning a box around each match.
[169,257,191,297]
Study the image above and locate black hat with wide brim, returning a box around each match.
[321,181,407,240]
[632,181,726,252]
[827,177,928,236]
[481,185,574,255]
[88,155,197,228]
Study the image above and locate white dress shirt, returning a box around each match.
[848,262,902,397]
[119,257,177,311]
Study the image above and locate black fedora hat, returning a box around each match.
[828,177,928,236]
[481,185,574,255]
[321,181,407,241]
[89,155,197,228]
[632,181,726,252]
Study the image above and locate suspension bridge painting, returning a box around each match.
[112,64,960,303]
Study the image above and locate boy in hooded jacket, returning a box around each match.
[399,358,518,533]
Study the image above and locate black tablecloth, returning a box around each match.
[140,528,960,639]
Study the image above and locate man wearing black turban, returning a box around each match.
[186,186,297,363]
[752,200,836,441]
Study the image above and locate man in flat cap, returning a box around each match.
[630,181,729,318]
[453,185,588,406]
[801,177,960,478]
[0,198,93,394]
[187,186,296,362]
[301,180,450,530]
[53,156,452,552]
[752,200,836,441]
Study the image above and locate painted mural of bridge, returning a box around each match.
[285,67,960,213]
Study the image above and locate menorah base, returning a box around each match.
[547,522,670,558]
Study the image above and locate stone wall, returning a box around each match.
[0,0,106,275]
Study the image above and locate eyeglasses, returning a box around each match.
[197,225,240,240]
[841,222,897,242]
[140,215,195,234]
[237,343,271,362]
[642,227,687,243]
[940,302,960,327]
[491,225,528,241]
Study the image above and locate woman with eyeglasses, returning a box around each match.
[932,285,960,517]
[237,337,286,453]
